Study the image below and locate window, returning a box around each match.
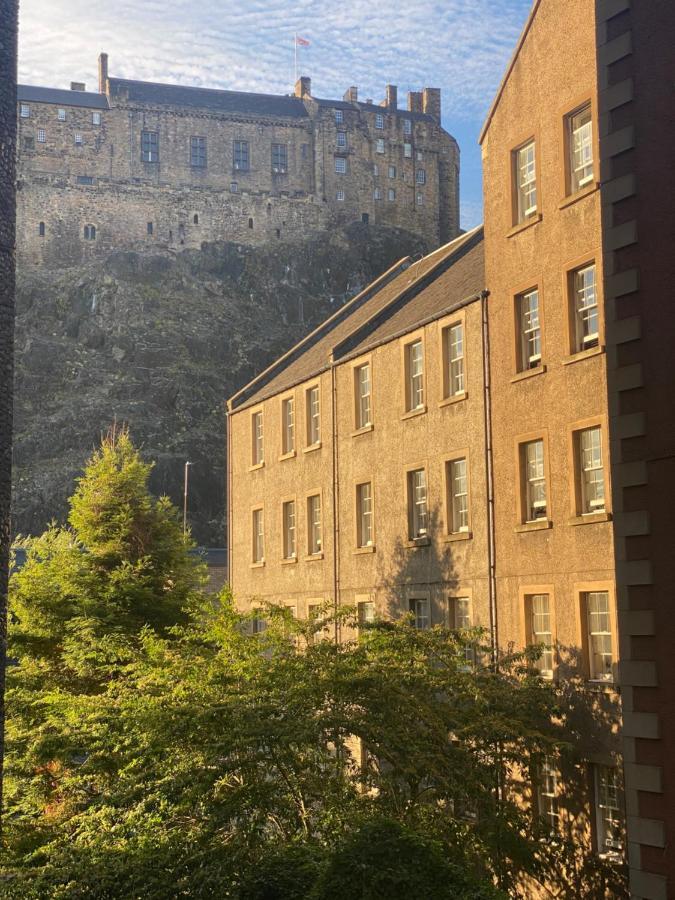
[230,181,238,193]
[38,221,45,237]
[451,597,474,664]
[92,111,101,125]
[416,150,423,161]
[404,142,412,158]
[408,469,428,539]
[23,136,34,150]
[272,142,288,173]
[526,594,553,677]
[335,109,344,124]
[335,156,347,174]
[141,130,159,163]
[594,766,624,854]
[37,128,46,143]
[252,509,264,563]
[515,140,537,221]
[375,112,384,129]
[409,598,430,630]
[336,189,345,201]
[373,188,382,201]
[388,165,396,178]
[416,192,424,205]
[376,138,385,154]
[147,222,153,235]
[190,136,207,168]
[577,426,605,514]
[571,263,598,352]
[444,322,464,396]
[251,611,267,633]
[282,501,296,559]
[585,591,613,682]
[74,132,83,145]
[568,103,594,192]
[83,224,96,241]
[373,163,379,176]
[447,458,469,534]
[248,217,254,229]
[252,410,264,465]
[20,103,29,118]
[387,188,395,201]
[57,108,66,121]
[536,761,560,832]
[355,363,372,429]
[358,599,375,626]
[522,439,547,521]
[234,140,250,171]
[308,494,322,554]
[517,289,541,370]
[281,397,295,455]
[337,131,347,148]
[403,118,412,135]
[306,386,320,446]
[356,482,373,547]
[77,175,94,185]
[405,339,424,411]
[416,168,426,184]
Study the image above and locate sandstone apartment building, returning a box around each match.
[228,0,674,896]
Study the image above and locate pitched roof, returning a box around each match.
[229,226,485,412]
[17,85,109,110]
[108,78,308,119]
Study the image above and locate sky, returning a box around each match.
[17,0,534,230]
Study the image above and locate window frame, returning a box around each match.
[306,492,322,556]
[375,138,385,154]
[445,454,471,536]
[335,189,345,201]
[20,103,30,118]
[233,139,250,172]
[251,506,265,565]
[522,587,556,679]
[406,466,428,540]
[387,188,395,202]
[403,142,412,158]
[516,432,551,527]
[593,764,625,856]
[305,383,321,448]
[375,112,384,129]
[334,109,344,124]
[281,498,297,560]
[353,359,373,431]
[409,596,430,630]
[140,130,159,163]
[402,333,425,414]
[37,128,46,143]
[511,136,538,224]
[83,224,96,241]
[578,585,617,684]
[564,254,602,356]
[536,759,560,833]
[568,416,610,520]
[271,142,288,174]
[336,130,347,149]
[357,596,376,627]
[92,111,101,126]
[563,98,596,197]
[250,408,264,468]
[190,135,207,168]
[440,310,467,401]
[280,394,295,457]
[356,481,374,548]
[514,286,543,372]
[334,156,347,175]
[57,108,66,121]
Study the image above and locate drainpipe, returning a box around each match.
[480,290,498,665]
[330,359,341,644]
[225,407,232,590]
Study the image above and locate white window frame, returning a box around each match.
[579,426,605,514]
[252,410,264,465]
[336,130,347,149]
[20,103,29,118]
[358,599,375,626]
[524,439,547,521]
[74,132,84,145]
[334,109,344,124]
[375,112,384,129]
[518,289,541,370]
[282,500,297,559]
[585,591,614,682]
[281,397,295,455]
[373,188,382,201]
[57,108,66,121]
[528,593,553,678]
[416,192,424,205]
[388,188,395,202]
[406,339,424,411]
[537,760,560,832]
[408,468,428,539]
[252,508,264,563]
[403,118,412,135]
[404,142,412,158]
[416,168,426,185]
[376,138,385,154]
[409,597,430,630]
[448,458,469,534]
[572,263,598,351]
[356,363,372,429]
[594,765,624,855]
[451,596,474,665]
[357,482,373,547]
[334,156,347,174]
[515,140,537,220]
[569,103,594,192]
[445,322,464,396]
[336,189,345,201]
[37,128,46,143]
[92,111,101,125]
[388,165,396,179]
[307,385,320,446]
[308,494,322,555]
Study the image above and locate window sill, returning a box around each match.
[443,530,472,543]
[303,442,322,454]
[279,450,296,461]
[305,552,324,562]
[439,391,467,409]
[401,405,427,421]
[281,556,298,566]
[585,679,617,693]
[250,561,265,569]
[352,423,374,437]
[569,511,611,526]
[558,181,599,210]
[405,535,430,548]
[562,346,604,366]
[515,519,552,533]
[354,545,376,555]
[249,461,265,472]
[506,213,542,238]
[510,364,547,384]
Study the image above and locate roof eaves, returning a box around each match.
[478,0,541,145]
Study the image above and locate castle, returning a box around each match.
[15,54,460,267]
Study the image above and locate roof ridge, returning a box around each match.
[109,76,303,103]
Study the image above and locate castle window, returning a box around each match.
[416,150,423,161]
[77,175,94,185]
[376,138,385,154]
[336,130,347,149]
[20,103,30,118]
[276,228,281,238]
[403,118,412,135]
[230,181,238,193]
[373,188,382,201]
[74,133,83,145]
[387,188,395,201]
[271,143,288,174]
[190,136,207,168]
[416,169,426,185]
[83,224,96,241]
[147,222,153,235]
[37,128,46,143]
[248,217,253,229]
[373,163,378,176]
[92,112,101,125]
[23,136,34,150]
[404,142,412,158]
[38,221,45,237]
[416,192,424,204]
[336,189,345,201]
[334,157,347,175]
[193,214,199,225]
[57,108,66,121]
[233,140,249,171]
[375,112,384,129]
[388,165,396,178]
[335,109,344,124]
[361,212,369,224]
[141,130,159,163]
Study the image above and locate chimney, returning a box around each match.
[384,84,397,109]
[294,76,311,99]
[422,87,441,122]
[343,86,358,103]
[70,82,86,92]
[98,52,109,94]
[407,91,423,114]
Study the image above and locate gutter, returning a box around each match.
[480,290,498,664]
[330,360,341,643]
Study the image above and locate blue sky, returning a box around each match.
[17,0,533,230]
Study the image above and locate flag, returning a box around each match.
[295,35,310,47]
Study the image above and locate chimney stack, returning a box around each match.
[295,76,311,99]
[98,52,109,94]
[422,87,441,122]
[383,84,397,109]
[343,86,358,103]
[407,91,423,114]
[70,82,86,92]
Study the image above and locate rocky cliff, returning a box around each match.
[14,224,427,545]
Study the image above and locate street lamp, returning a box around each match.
[183,461,192,538]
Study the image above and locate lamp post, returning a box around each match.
[183,461,192,539]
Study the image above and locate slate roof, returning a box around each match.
[314,97,436,123]
[108,78,309,118]
[17,85,109,109]
[230,226,485,412]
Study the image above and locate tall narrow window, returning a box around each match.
[20,103,30,118]
[447,458,469,534]
[404,142,412,158]
[451,597,474,664]
[388,165,396,178]
[282,501,296,559]
[334,109,344,124]
[358,599,375,626]
[141,130,159,163]
[406,339,424,411]
[281,397,295,455]
[408,468,428,538]
[190,136,207,168]
[444,322,464,396]
[355,363,372,429]
[416,169,426,184]
[375,113,384,129]
[578,426,605,514]
[252,509,264,563]
[403,118,412,135]
[571,263,598,352]
[517,289,541,370]
[569,103,594,192]
[147,222,153,236]
[307,494,322,555]
[585,591,613,682]
[83,224,96,241]
[307,386,320,446]
[252,411,264,465]
[272,143,288,173]
[527,594,553,677]
[594,766,624,854]
[388,188,396,201]
[514,140,537,221]
[92,111,101,125]
[233,140,250,171]
[337,131,347,149]
[357,482,373,547]
[38,221,45,237]
[523,439,547,521]
[335,156,347,174]
[376,138,385,154]
[537,761,560,832]
[409,598,430,630]
[37,128,46,143]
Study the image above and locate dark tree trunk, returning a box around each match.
[0,0,18,830]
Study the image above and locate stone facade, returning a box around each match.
[15,58,459,268]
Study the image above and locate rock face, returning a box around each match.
[14,223,427,545]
